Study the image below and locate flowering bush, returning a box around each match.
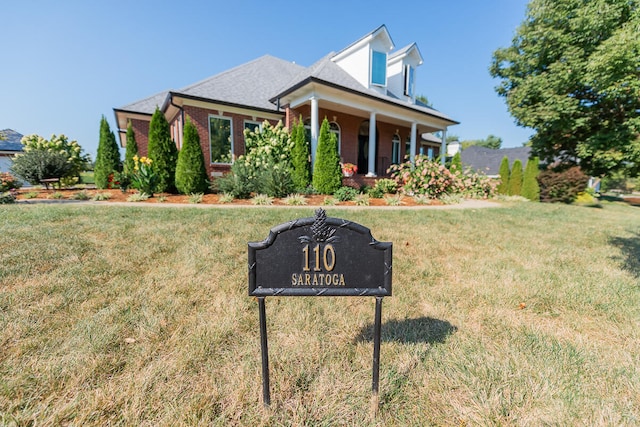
[131,155,158,196]
[389,155,463,198]
[0,172,22,192]
[19,134,89,185]
[0,173,21,204]
[389,156,498,200]
[453,168,499,199]
[240,121,293,180]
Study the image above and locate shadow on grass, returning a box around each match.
[610,233,640,279]
[354,317,457,345]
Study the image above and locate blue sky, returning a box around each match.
[2,0,531,159]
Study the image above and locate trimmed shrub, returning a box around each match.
[290,116,311,191]
[11,150,74,185]
[95,116,122,189]
[522,157,541,201]
[147,108,178,193]
[175,119,208,194]
[312,118,342,194]
[537,166,589,203]
[497,156,510,195]
[508,159,523,196]
[123,121,138,174]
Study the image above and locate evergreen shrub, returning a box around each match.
[508,159,523,196]
[175,119,209,194]
[312,118,342,194]
[147,108,178,193]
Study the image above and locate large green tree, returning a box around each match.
[175,118,208,195]
[94,116,122,189]
[147,108,178,193]
[461,135,503,150]
[491,0,640,177]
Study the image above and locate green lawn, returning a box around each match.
[0,201,639,425]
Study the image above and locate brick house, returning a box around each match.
[113,25,458,181]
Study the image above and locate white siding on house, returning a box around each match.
[0,156,14,174]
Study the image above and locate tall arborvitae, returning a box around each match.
[94,116,122,189]
[497,156,510,195]
[509,159,523,196]
[312,118,342,194]
[123,121,138,174]
[175,118,208,194]
[290,116,311,190]
[522,157,541,201]
[147,107,178,193]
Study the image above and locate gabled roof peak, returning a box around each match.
[332,25,395,62]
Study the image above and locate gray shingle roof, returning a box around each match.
[116,91,169,115]
[0,129,24,152]
[272,54,457,123]
[175,55,306,111]
[460,145,532,175]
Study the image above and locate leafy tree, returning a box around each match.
[312,118,342,194]
[509,159,523,196]
[11,150,74,185]
[497,156,510,195]
[461,135,503,150]
[522,157,541,201]
[491,0,640,177]
[123,121,138,174]
[290,116,311,190]
[147,107,178,193]
[94,116,122,189]
[175,118,208,194]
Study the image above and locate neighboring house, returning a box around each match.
[460,145,532,177]
[114,25,459,179]
[0,129,24,174]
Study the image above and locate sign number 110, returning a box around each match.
[302,244,336,272]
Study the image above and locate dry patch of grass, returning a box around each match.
[0,202,639,425]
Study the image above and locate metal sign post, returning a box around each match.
[248,209,392,408]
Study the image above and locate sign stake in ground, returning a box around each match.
[248,208,392,408]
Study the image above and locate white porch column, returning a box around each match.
[410,122,417,163]
[310,96,319,167]
[367,112,377,177]
[440,128,447,165]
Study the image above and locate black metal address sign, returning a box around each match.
[248,208,392,407]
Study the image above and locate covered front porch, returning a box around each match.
[280,82,457,178]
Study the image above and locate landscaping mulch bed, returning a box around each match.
[15,188,438,207]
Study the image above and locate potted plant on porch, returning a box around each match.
[341,163,358,177]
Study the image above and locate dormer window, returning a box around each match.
[404,65,415,97]
[371,50,387,86]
